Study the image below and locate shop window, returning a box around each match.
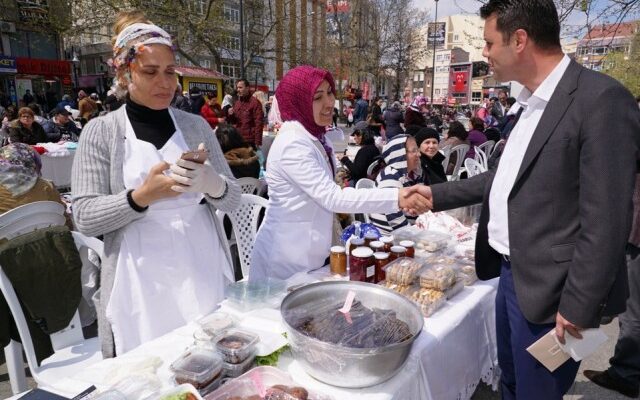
[472,92,482,101]
[28,32,58,59]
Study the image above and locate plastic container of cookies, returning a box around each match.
[453,264,478,286]
[379,280,415,296]
[394,227,451,253]
[408,287,446,317]
[419,265,456,291]
[444,280,465,299]
[383,257,424,285]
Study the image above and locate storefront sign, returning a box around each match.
[187,81,218,97]
[427,22,446,50]
[0,56,17,74]
[16,57,71,76]
[17,0,49,23]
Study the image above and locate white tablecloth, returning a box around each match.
[40,150,76,189]
[50,275,499,400]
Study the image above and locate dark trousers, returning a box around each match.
[496,260,580,399]
[609,244,640,388]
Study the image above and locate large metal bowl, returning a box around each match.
[280,281,423,388]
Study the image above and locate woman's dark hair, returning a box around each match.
[215,124,248,153]
[448,121,468,141]
[470,117,485,131]
[3,105,17,120]
[354,127,375,146]
[28,103,41,115]
[480,0,561,50]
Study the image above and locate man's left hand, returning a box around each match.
[555,312,583,344]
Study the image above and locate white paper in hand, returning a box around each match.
[554,328,608,362]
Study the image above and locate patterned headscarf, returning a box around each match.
[110,23,174,98]
[0,143,42,197]
[409,95,427,112]
[275,65,336,171]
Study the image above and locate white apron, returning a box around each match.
[106,109,233,355]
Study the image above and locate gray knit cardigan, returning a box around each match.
[71,106,241,358]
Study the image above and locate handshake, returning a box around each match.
[398,185,433,216]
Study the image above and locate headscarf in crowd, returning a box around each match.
[275,65,336,170]
[0,143,42,197]
[221,94,233,109]
[268,96,283,126]
[408,95,427,112]
[109,23,174,98]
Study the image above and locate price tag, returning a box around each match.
[339,290,356,324]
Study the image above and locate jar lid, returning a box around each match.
[399,240,415,248]
[374,252,390,259]
[370,241,384,248]
[351,237,365,245]
[390,245,407,253]
[352,247,374,258]
[380,236,394,243]
[330,245,346,253]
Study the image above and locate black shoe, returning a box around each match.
[584,369,639,398]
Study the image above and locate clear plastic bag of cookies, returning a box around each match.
[453,264,478,286]
[419,264,456,291]
[408,287,446,317]
[383,257,424,285]
[379,280,415,296]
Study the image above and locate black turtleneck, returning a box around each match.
[126,96,176,149]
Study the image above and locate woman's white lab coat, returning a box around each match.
[250,121,400,281]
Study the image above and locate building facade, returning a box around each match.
[0,0,71,107]
[576,21,638,71]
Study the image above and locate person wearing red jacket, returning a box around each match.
[227,79,264,148]
[200,93,225,129]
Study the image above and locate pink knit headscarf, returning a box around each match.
[276,66,336,172]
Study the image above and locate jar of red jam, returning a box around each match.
[363,231,379,247]
[349,238,365,255]
[369,240,384,253]
[349,247,375,283]
[389,245,407,262]
[374,252,390,283]
[380,236,395,252]
[399,240,415,258]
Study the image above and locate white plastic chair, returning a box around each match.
[448,144,469,182]
[440,145,452,171]
[0,202,103,394]
[478,140,495,157]
[489,139,506,159]
[366,159,382,178]
[236,177,260,195]
[216,194,268,280]
[474,147,488,170]
[464,158,486,177]
[355,178,376,189]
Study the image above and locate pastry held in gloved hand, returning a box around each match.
[170,142,227,197]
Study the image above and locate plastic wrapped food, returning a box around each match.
[222,355,255,378]
[380,280,414,295]
[292,299,412,348]
[444,280,465,299]
[454,264,478,286]
[206,366,332,400]
[419,265,456,291]
[394,227,451,252]
[159,384,204,400]
[170,348,223,390]
[215,330,260,364]
[410,287,446,317]
[383,258,423,285]
[199,312,235,337]
[423,255,457,265]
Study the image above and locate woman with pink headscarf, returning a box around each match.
[404,95,429,129]
[250,66,432,281]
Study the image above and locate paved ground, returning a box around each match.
[0,123,634,399]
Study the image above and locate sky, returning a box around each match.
[411,0,639,42]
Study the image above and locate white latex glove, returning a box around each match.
[169,144,226,197]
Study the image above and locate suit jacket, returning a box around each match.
[431,60,640,328]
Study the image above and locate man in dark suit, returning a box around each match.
[420,0,640,398]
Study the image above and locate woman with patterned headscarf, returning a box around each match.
[404,95,429,129]
[71,11,240,357]
[369,135,423,233]
[0,143,66,215]
[250,66,433,281]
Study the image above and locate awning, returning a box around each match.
[174,66,229,80]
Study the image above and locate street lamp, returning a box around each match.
[72,50,80,89]
[430,0,439,106]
